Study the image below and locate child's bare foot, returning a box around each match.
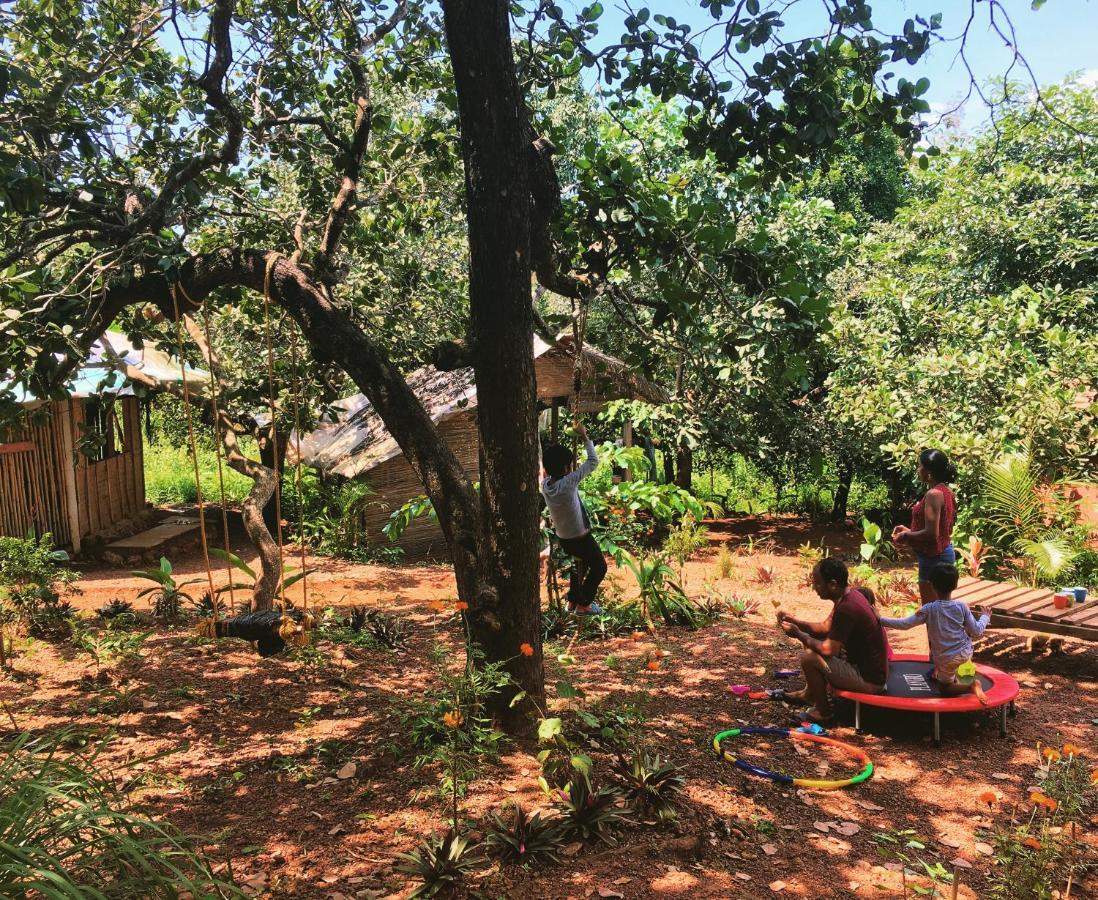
[972,679,988,705]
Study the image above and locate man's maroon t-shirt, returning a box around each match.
[829,588,889,685]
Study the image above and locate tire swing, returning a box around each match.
[175,258,314,656]
[712,727,874,791]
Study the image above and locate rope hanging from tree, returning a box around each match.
[169,284,218,610]
[186,255,314,654]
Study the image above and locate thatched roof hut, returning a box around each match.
[294,335,667,558]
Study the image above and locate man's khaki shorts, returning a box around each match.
[821,655,885,695]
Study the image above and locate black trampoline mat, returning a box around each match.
[884,659,992,698]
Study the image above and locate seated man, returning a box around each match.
[775,558,889,724]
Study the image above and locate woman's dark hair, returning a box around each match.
[542,443,573,478]
[919,449,958,484]
[927,563,959,598]
[814,557,849,588]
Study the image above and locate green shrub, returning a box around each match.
[0,533,79,639]
[143,443,253,506]
[396,829,484,898]
[0,729,243,897]
[486,802,563,865]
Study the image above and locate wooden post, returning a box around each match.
[58,401,82,555]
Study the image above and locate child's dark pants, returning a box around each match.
[558,532,607,607]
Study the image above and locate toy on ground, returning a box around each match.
[712,726,873,790]
[832,654,1020,745]
[773,669,799,679]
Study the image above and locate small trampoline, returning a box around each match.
[833,654,1020,744]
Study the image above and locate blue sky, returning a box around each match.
[572,0,1098,133]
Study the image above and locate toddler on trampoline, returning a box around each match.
[879,563,991,703]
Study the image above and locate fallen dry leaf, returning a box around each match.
[336,762,356,780]
[612,878,632,886]
[769,880,786,892]
[836,822,861,836]
[991,773,1011,781]
[951,858,973,869]
[938,834,962,849]
[974,842,994,856]
[734,872,752,882]
[855,799,884,812]
[597,889,623,899]
[762,843,778,856]
[563,842,583,857]
[813,821,833,834]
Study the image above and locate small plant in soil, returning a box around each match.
[872,828,953,898]
[715,546,735,579]
[96,599,135,622]
[553,778,626,845]
[983,743,1096,899]
[612,751,686,821]
[753,564,775,585]
[132,557,203,622]
[191,592,228,620]
[726,595,760,619]
[396,829,484,898]
[486,801,564,865]
[347,606,410,649]
[70,622,150,678]
[797,541,826,565]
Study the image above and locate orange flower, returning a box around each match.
[1061,743,1081,757]
[428,600,445,611]
[1029,790,1058,811]
[1042,748,1061,763]
[647,660,661,672]
[979,790,999,807]
[454,601,469,611]
[519,642,534,657]
[1022,836,1042,850]
[1090,769,1098,786]
[442,710,463,729]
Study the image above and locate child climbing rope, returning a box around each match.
[541,424,606,615]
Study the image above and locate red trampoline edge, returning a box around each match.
[833,653,1020,713]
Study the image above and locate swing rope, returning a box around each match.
[261,254,287,601]
[193,291,236,617]
[288,322,309,615]
[170,285,218,609]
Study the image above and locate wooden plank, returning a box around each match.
[989,610,1098,642]
[0,441,34,455]
[953,580,1016,602]
[977,587,1053,613]
[59,402,82,553]
[961,584,1043,610]
[1060,603,1098,626]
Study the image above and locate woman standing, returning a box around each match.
[892,449,958,605]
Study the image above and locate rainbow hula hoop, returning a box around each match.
[713,727,873,790]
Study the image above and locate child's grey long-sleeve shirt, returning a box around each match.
[880,599,990,663]
[542,439,598,540]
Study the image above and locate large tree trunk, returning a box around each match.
[675,444,693,491]
[832,457,854,522]
[257,423,287,537]
[442,0,546,726]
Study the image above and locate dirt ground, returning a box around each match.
[2,514,1096,899]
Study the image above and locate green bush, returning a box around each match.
[143,443,253,506]
[0,729,242,897]
[0,533,79,639]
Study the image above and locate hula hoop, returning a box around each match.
[713,727,873,790]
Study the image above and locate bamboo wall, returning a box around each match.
[360,413,481,560]
[0,401,74,546]
[0,397,145,549]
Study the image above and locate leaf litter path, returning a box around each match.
[1,514,1096,898]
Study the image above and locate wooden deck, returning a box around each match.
[955,577,1098,641]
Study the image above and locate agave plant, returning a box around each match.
[0,729,243,896]
[553,778,625,845]
[96,599,135,621]
[349,607,410,650]
[612,751,686,821]
[981,450,1078,585]
[396,829,484,898]
[131,557,204,622]
[485,802,563,865]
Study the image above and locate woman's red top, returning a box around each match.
[910,484,956,556]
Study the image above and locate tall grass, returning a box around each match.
[0,729,242,897]
[144,443,254,507]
